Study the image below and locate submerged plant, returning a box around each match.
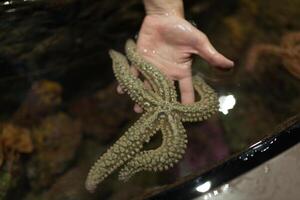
[85,39,219,192]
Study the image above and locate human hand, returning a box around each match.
[117,14,234,113]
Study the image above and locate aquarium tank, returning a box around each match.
[0,0,299,199]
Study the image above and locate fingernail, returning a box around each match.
[219,55,234,68]
[225,60,234,68]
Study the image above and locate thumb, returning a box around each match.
[194,32,234,69]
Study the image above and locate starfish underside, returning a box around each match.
[85,39,219,192]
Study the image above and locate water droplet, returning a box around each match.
[261,146,270,152]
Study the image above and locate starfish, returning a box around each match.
[245,32,300,79]
[85,39,219,192]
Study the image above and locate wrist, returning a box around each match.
[143,0,184,17]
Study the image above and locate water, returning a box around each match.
[0,0,300,200]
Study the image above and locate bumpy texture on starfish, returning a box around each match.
[85,39,219,192]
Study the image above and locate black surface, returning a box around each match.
[147,119,300,200]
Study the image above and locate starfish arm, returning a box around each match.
[281,32,300,48]
[174,76,219,122]
[118,114,187,182]
[109,50,159,111]
[245,44,285,71]
[125,39,177,103]
[85,111,160,192]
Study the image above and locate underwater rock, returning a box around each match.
[0,167,27,200]
[257,0,300,31]
[0,171,13,200]
[42,166,93,200]
[27,113,81,190]
[42,139,148,200]
[13,80,62,127]
[0,123,33,168]
[1,124,33,154]
[108,185,144,200]
[0,145,2,168]
[179,119,229,176]
[0,0,144,112]
[24,140,104,200]
[41,139,124,200]
[69,83,135,142]
[0,80,63,198]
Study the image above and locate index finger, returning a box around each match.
[179,76,195,104]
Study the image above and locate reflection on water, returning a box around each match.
[3,1,11,5]
[218,94,236,115]
[196,181,212,193]
[0,0,300,199]
[195,183,231,200]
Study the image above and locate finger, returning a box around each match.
[132,80,151,113]
[195,32,234,69]
[130,66,139,77]
[134,104,143,113]
[179,77,195,104]
[144,80,152,90]
[132,80,151,114]
[117,85,125,94]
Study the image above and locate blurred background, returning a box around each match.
[0,0,299,199]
